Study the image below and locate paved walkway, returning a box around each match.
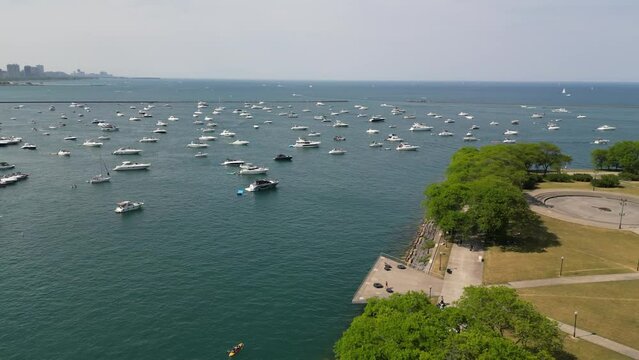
[556,320,639,359]
[439,242,484,303]
[508,272,639,289]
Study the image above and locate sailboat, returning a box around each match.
[88,156,111,184]
[562,87,571,97]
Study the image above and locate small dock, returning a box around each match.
[352,254,444,304]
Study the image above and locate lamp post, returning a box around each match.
[429,286,432,298]
[619,199,627,229]
[560,256,565,277]
[439,253,443,271]
[573,311,578,338]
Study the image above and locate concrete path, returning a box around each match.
[439,243,484,303]
[508,272,639,289]
[556,320,639,359]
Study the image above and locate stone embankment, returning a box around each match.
[405,219,445,271]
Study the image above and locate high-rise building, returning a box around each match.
[24,65,33,78]
[6,64,20,78]
[35,64,44,76]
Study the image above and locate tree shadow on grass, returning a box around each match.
[488,215,560,253]
[553,350,578,360]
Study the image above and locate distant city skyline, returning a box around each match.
[0,62,113,80]
[2,0,638,82]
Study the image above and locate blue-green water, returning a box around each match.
[1,80,638,359]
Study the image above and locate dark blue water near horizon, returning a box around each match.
[1,79,637,359]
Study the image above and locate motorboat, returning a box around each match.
[396,143,420,151]
[193,120,204,125]
[230,140,250,146]
[503,138,517,144]
[97,122,119,131]
[369,115,385,122]
[531,113,544,119]
[222,159,245,166]
[577,115,587,119]
[253,124,260,129]
[113,161,151,171]
[329,148,346,155]
[64,136,78,141]
[290,138,321,148]
[153,128,167,134]
[403,114,416,120]
[273,154,292,161]
[333,136,346,141]
[489,121,499,126]
[409,123,433,131]
[139,137,159,143]
[21,143,37,150]
[239,164,269,175]
[333,120,349,127]
[503,129,518,136]
[50,105,56,111]
[115,200,144,213]
[88,174,111,184]
[198,135,217,141]
[83,139,103,147]
[547,123,560,130]
[463,133,479,142]
[58,149,71,156]
[434,115,443,119]
[552,108,569,113]
[465,115,474,120]
[142,113,153,118]
[0,136,23,146]
[511,120,520,125]
[597,125,616,131]
[287,112,299,118]
[470,124,480,130]
[245,179,279,192]
[438,130,454,137]
[427,112,437,116]
[220,129,236,137]
[307,132,321,137]
[194,152,208,158]
[129,117,141,121]
[0,162,16,170]
[366,129,380,134]
[593,139,610,145]
[444,119,455,124]
[157,121,168,127]
[113,147,143,155]
[168,116,179,121]
[187,141,209,148]
[369,141,384,148]
[291,125,308,131]
[458,112,469,116]
[386,134,403,142]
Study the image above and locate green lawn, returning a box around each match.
[562,335,632,360]
[538,180,639,197]
[484,215,639,284]
[518,280,639,350]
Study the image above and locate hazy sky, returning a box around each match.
[2,0,637,81]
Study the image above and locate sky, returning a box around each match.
[1,0,638,81]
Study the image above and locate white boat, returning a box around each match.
[168,116,179,121]
[194,152,208,158]
[0,162,16,170]
[511,120,520,125]
[369,141,384,148]
[386,134,404,142]
[396,143,420,151]
[220,130,236,137]
[187,141,209,148]
[291,138,321,148]
[438,130,454,137]
[245,179,278,192]
[427,112,437,116]
[470,124,480,130]
[222,159,245,166]
[444,119,455,124]
[503,138,517,144]
[193,120,204,125]
[329,148,346,155]
[531,113,544,119]
[114,200,144,213]
[83,139,103,147]
[88,174,111,184]
[593,138,610,145]
[198,135,217,141]
[577,115,587,119]
[97,122,119,132]
[287,112,299,118]
[333,120,349,127]
[253,124,260,129]
[113,147,143,155]
[547,123,560,130]
[231,140,250,146]
[489,121,499,126]
[369,115,385,122]
[463,133,479,142]
[458,112,469,116]
[201,128,216,133]
[129,117,141,121]
[409,123,433,131]
[434,115,443,119]
[139,137,159,143]
[552,108,569,113]
[64,136,78,141]
[366,129,380,134]
[403,114,416,120]
[57,149,71,156]
[21,143,37,150]
[113,161,151,171]
[239,164,269,175]
[307,132,321,137]
[504,129,518,136]
[313,115,325,121]
[465,115,474,120]
[156,121,168,127]
[291,125,308,131]
[316,102,325,106]
[596,125,616,131]
[153,128,167,134]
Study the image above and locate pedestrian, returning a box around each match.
[470,244,474,251]
[385,281,388,287]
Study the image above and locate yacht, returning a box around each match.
[222,159,245,166]
[113,147,143,155]
[403,114,416,120]
[396,143,420,151]
[153,128,167,134]
[193,120,204,125]
[329,148,346,155]
[551,108,569,113]
[463,132,479,142]
[438,130,454,137]
[316,102,325,106]
[291,125,308,131]
[369,115,385,122]
[307,132,321,137]
[194,152,208,158]
[202,128,216,133]
[369,141,384,148]
[273,154,292,161]
[531,113,544,119]
[592,138,610,145]
[287,112,299,118]
[116,112,124,117]
[187,141,209,148]
[98,135,110,141]
[129,117,141,121]
[142,113,153,118]
[333,136,346,141]
[263,120,273,124]
[156,121,168,127]
[113,161,151,171]
[57,149,71,156]
[21,143,37,150]
[547,123,560,130]
[511,120,520,125]
[458,112,470,116]
[596,125,616,131]
[503,138,517,144]
[0,162,16,170]
[239,164,269,175]
[168,116,179,121]
[220,129,236,137]
[230,140,250,146]
[503,129,518,136]
[409,123,433,131]
[434,115,443,119]
[97,122,119,131]
[489,121,499,126]
[470,124,480,130]
[245,179,279,192]
[88,174,111,184]
[313,115,326,121]
[198,135,217,141]
[386,134,404,142]
[427,112,437,116]
[464,115,474,120]
[114,200,144,213]
[444,119,455,124]
[64,136,78,141]
[577,115,587,119]
[139,137,159,143]
[366,129,380,134]
[333,120,349,127]
[291,138,321,148]
[83,139,103,147]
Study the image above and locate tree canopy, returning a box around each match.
[334,288,561,359]
[591,141,639,174]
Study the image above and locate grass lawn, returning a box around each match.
[484,215,639,284]
[538,180,639,197]
[561,334,632,360]
[518,280,639,350]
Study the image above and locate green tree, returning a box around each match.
[535,142,572,175]
[607,141,639,173]
[591,148,609,170]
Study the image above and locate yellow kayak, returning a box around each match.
[228,342,244,357]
